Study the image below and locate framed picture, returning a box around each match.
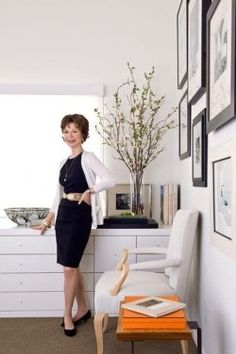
[177,0,188,89]
[192,108,207,187]
[107,184,152,218]
[209,138,236,260]
[179,90,191,160]
[213,157,232,239]
[206,0,236,133]
[188,0,211,104]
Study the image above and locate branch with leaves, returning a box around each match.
[95,63,177,174]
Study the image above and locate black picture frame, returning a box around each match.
[188,0,211,104]
[179,90,191,160]
[206,0,236,133]
[192,108,207,187]
[177,0,188,89]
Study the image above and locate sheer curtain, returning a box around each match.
[0,94,103,217]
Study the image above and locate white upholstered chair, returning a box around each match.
[93,209,199,354]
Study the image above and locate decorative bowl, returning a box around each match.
[4,207,49,226]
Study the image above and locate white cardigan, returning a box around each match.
[50,151,115,228]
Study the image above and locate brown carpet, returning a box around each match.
[0,317,197,354]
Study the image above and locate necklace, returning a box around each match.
[64,157,76,182]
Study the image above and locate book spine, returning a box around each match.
[122,321,186,329]
[123,318,186,323]
[168,184,174,225]
[160,184,164,223]
[163,184,169,225]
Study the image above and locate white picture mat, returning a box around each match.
[180,94,188,154]
[107,184,152,218]
[209,0,232,120]
[188,0,202,101]
[209,138,236,260]
[178,0,187,81]
[213,157,232,238]
[193,121,202,178]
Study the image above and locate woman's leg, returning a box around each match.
[73,268,88,320]
[63,266,77,329]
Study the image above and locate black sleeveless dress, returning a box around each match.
[55,152,92,268]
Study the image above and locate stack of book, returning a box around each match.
[121,295,187,330]
[160,184,180,225]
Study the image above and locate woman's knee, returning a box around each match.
[64,266,77,278]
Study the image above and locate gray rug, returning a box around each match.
[0,317,197,354]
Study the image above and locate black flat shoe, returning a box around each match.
[64,327,76,337]
[73,310,91,326]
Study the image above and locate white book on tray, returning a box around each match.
[121,296,186,318]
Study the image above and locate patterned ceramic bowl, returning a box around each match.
[4,207,49,226]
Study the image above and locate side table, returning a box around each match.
[116,302,201,354]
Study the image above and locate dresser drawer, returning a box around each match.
[0,254,93,273]
[0,236,56,253]
[0,236,93,254]
[0,272,93,292]
[0,291,93,311]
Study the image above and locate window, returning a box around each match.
[0,94,103,217]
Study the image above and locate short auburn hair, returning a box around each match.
[61,114,89,141]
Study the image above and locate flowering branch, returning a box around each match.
[95,63,177,174]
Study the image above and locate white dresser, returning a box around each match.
[0,224,170,317]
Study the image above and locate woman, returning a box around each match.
[35,114,115,337]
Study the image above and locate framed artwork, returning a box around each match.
[188,0,211,104]
[177,0,188,89]
[107,184,152,218]
[209,138,236,260]
[213,157,232,239]
[206,0,236,133]
[192,108,207,187]
[179,90,191,160]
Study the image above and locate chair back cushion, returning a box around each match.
[165,209,199,300]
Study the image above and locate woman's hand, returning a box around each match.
[32,214,54,235]
[79,189,92,206]
[32,223,48,235]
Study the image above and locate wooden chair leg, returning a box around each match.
[94,313,109,354]
[180,340,189,354]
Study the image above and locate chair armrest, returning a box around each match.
[115,249,128,271]
[129,258,182,270]
[115,247,167,271]
[128,247,168,255]
[110,263,129,296]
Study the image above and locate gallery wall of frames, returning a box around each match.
[176,0,236,254]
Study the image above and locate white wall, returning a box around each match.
[180,90,236,354]
[0,0,180,221]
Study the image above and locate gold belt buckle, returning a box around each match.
[69,193,82,201]
[63,192,81,201]
[68,193,76,201]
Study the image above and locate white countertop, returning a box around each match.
[0,217,170,236]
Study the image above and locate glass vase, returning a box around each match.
[130,170,145,216]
